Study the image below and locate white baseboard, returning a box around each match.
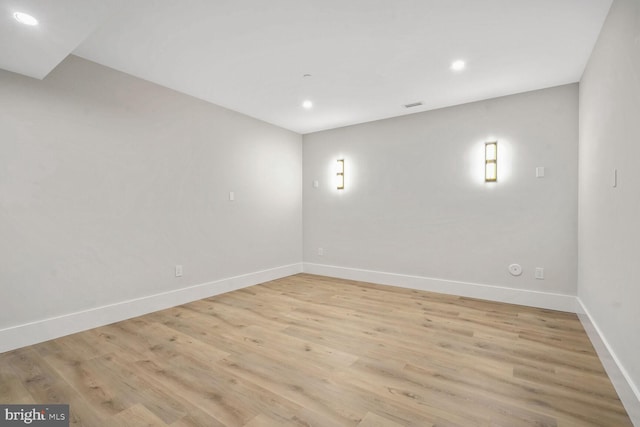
[3,261,637,425]
[0,263,303,354]
[303,262,577,312]
[576,299,640,425]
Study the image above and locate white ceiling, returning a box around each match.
[3,1,612,134]
[0,0,122,79]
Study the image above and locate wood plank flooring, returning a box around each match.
[0,274,633,426]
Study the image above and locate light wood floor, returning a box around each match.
[0,274,632,426]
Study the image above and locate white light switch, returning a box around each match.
[318,247,324,256]
[175,265,183,277]
[229,191,235,201]
[536,167,545,178]
[535,267,544,280]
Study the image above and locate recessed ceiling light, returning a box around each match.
[13,12,38,26]
[302,100,313,109]
[451,60,466,72]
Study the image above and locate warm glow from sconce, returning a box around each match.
[336,159,344,189]
[485,162,497,181]
[485,142,497,182]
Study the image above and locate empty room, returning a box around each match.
[1,0,639,426]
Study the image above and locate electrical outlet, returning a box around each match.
[175,265,183,277]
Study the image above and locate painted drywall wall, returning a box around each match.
[579,0,640,399]
[303,84,578,297]
[0,56,302,330]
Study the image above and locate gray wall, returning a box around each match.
[579,0,640,397]
[0,56,302,329]
[303,84,578,295]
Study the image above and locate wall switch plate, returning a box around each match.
[536,167,545,178]
[175,265,183,277]
[313,180,319,188]
[229,191,235,201]
[535,267,544,279]
[318,247,324,256]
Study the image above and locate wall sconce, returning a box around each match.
[336,159,344,190]
[485,141,497,182]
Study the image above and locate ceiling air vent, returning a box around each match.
[404,102,423,109]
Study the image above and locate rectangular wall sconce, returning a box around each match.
[336,159,345,190]
[485,141,497,182]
